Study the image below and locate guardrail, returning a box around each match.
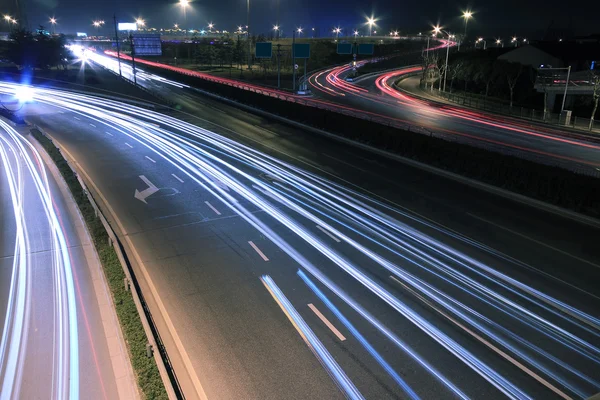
[31,125,181,400]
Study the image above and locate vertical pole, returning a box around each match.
[276,44,281,88]
[113,15,122,77]
[484,40,486,50]
[292,29,296,92]
[247,0,251,70]
[561,66,571,113]
[426,36,429,58]
[129,31,137,85]
[443,35,450,92]
[303,58,307,91]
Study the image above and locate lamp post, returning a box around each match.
[179,0,189,30]
[273,24,279,40]
[333,27,341,40]
[208,22,214,33]
[366,17,375,37]
[434,25,453,92]
[477,37,486,49]
[462,10,472,37]
[247,0,251,69]
[49,17,57,34]
[136,18,145,30]
[511,36,518,47]
[92,20,104,36]
[496,38,503,48]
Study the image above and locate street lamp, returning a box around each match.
[496,38,503,48]
[333,27,341,40]
[208,22,214,32]
[49,17,57,34]
[179,0,189,29]
[477,37,486,49]
[366,17,376,37]
[136,18,145,30]
[273,24,279,40]
[92,20,104,35]
[462,10,473,37]
[511,36,518,47]
[433,25,453,92]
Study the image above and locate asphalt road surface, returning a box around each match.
[2,80,599,399]
[0,117,130,399]
[308,63,600,174]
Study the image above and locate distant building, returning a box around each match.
[498,45,563,68]
[498,41,600,71]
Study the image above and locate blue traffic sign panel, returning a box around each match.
[255,42,273,58]
[358,43,374,55]
[294,43,310,59]
[337,43,353,54]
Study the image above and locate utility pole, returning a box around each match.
[113,14,122,77]
[561,65,571,113]
[129,31,137,85]
[292,29,296,92]
[443,32,451,92]
[276,44,281,88]
[247,0,251,70]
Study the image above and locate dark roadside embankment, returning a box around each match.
[127,63,600,219]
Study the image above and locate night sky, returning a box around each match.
[4,0,599,39]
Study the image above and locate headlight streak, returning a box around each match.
[0,119,79,399]
[2,81,599,398]
[297,269,423,400]
[259,275,365,400]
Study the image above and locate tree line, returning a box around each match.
[1,27,68,71]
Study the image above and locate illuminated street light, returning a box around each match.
[353,30,359,37]
[462,10,473,37]
[208,22,214,32]
[476,37,486,49]
[179,0,189,29]
[496,38,503,48]
[333,27,341,39]
[297,27,303,35]
[366,16,376,37]
[273,24,279,40]
[136,18,145,29]
[49,17,57,34]
[174,23,179,29]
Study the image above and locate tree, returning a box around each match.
[474,58,500,97]
[447,60,464,93]
[589,70,600,131]
[5,27,66,70]
[503,61,523,108]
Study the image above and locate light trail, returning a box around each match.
[1,82,599,398]
[0,118,79,399]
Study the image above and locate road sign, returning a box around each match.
[337,43,353,54]
[255,42,272,58]
[294,64,298,70]
[293,43,310,59]
[358,43,374,55]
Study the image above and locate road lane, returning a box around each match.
[0,118,131,399]
[3,83,600,399]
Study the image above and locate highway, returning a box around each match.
[90,46,600,174]
[0,115,133,398]
[308,62,600,174]
[2,79,600,399]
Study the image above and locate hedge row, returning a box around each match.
[143,65,599,218]
[30,129,168,400]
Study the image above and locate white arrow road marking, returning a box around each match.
[134,175,159,204]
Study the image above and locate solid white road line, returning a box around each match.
[389,275,573,400]
[248,241,269,261]
[171,173,184,183]
[204,201,221,215]
[467,213,600,270]
[89,123,96,128]
[322,153,366,172]
[145,156,156,163]
[316,225,341,243]
[105,131,113,136]
[124,143,133,148]
[308,303,346,341]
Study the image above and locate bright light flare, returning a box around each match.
[15,86,34,102]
